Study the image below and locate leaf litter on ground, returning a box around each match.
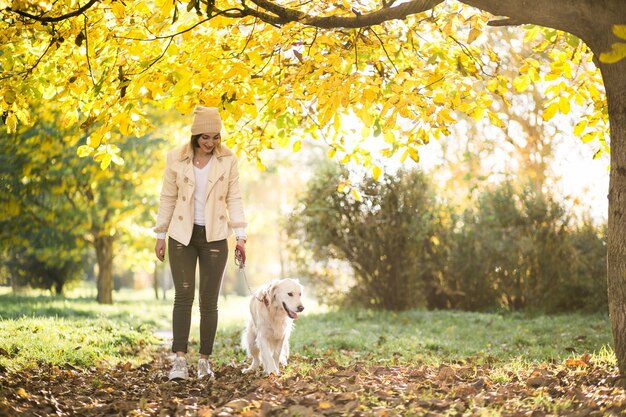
[1,349,625,417]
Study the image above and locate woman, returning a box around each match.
[154,106,247,380]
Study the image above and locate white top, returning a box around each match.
[193,161,212,225]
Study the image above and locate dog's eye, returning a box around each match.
[288,292,293,297]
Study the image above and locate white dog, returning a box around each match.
[241,278,304,375]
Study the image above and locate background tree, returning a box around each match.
[443,181,607,313]
[288,163,444,310]
[0,106,168,303]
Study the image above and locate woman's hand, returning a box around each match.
[235,238,246,267]
[155,239,166,262]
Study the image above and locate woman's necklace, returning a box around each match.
[194,153,211,166]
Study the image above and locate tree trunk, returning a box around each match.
[600,57,626,378]
[55,279,64,296]
[95,234,114,304]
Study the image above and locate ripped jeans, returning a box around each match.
[168,225,228,356]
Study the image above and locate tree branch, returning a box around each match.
[9,0,100,23]
[83,16,96,87]
[370,28,399,74]
[245,0,443,28]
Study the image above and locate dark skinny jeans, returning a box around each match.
[168,225,228,356]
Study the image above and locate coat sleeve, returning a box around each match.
[154,150,178,235]
[225,154,247,230]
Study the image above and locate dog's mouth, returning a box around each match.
[282,302,298,320]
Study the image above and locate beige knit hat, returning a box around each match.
[191,106,222,135]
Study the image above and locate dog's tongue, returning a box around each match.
[290,311,298,320]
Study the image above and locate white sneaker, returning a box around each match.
[168,357,188,380]
[197,358,214,379]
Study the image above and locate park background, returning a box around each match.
[1,0,625,415]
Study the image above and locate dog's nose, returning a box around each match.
[297,305,304,312]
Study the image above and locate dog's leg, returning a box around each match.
[279,337,290,367]
[258,335,279,375]
[242,326,261,374]
[272,340,281,372]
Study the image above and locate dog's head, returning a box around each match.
[268,278,304,320]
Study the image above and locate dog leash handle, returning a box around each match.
[235,243,246,269]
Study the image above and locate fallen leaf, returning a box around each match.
[16,388,29,399]
[318,401,333,409]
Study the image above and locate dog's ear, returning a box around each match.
[269,281,279,302]
[258,287,270,307]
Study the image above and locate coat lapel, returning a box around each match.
[179,145,195,185]
[205,155,226,202]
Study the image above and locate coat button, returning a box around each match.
[219,215,225,220]
[178,216,183,220]
[219,176,224,181]
[182,196,186,201]
[218,195,224,201]
[184,178,188,183]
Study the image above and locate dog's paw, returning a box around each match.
[242,366,258,374]
[264,368,280,376]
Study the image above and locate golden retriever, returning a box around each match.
[241,278,304,375]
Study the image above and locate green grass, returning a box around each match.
[0,287,616,374]
[288,309,614,367]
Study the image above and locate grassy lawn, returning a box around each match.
[0,286,621,416]
[0,286,615,373]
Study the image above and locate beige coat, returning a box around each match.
[154,143,247,245]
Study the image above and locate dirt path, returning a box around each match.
[1,349,625,416]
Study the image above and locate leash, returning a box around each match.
[235,245,265,304]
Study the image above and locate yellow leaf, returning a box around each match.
[319,401,334,409]
[373,166,381,181]
[581,132,596,143]
[77,145,93,158]
[5,112,17,133]
[172,76,192,97]
[599,42,626,64]
[110,2,125,19]
[488,111,505,128]
[351,188,362,202]
[565,358,589,368]
[3,88,17,104]
[613,25,626,40]
[328,147,336,158]
[337,182,346,193]
[559,96,571,114]
[293,140,301,152]
[512,75,530,93]
[574,93,586,106]
[542,102,559,121]
[16,388,29,399]
[63,110,78,127]
[437,108,456,124]
[486,78,499,93]
[14,108,30,125]
[467,28,481,44]
[574,120,587,136]
[442,19,453,36]
[100,153,112,170]
[87,135,101,148]
[433,93,446,105]
[471,106,485,121]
